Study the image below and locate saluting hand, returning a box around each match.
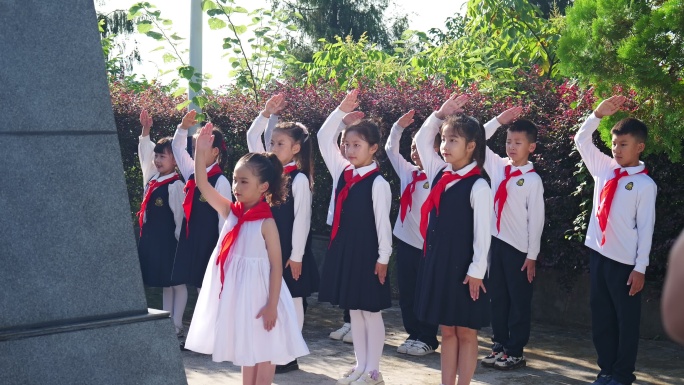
[594,95,628,119]
[140,109,153,136]
[180,109,198,130]
[262,93,288,118]
[496,106,523,125]
[397,110,415,129]
[339,89,360,113]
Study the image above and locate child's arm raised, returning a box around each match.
[258,217,283,331]
[193,123,231,218]
[172,110,199,180]
[317,90,360,183]
[574,96,626,176]
[483,106,523,178]
[138,109,157,185]
[385,110,417,182]
[246,94,287,153]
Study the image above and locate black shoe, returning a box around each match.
[179,341,188,351]
[275,359,299,374]
[590,374,612,385]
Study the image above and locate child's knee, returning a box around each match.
[455,326,477,341]
[441,325,457,339]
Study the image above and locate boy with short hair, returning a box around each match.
[574,95,657,385]
[480,106,545,371]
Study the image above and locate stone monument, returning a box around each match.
[0,1,188,384]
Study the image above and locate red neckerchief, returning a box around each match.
[283,164,298,174]
[137,174,180,236]
[329,166,379,247]
[597,167,648,245]
[216,200,273,296]
[493,165,536,233]
[182,163,222,237]
[400,170,428,223]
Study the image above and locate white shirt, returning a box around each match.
[415,112,493,279]
[574,113,657,273]
[318,108,393,263]
[138,135,185,240]
[483,119,545,260]
[323,117,347,226]
[172,127,233,232]
[385,122,431,250]
[246,115,313,263]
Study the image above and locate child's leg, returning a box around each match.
[440,325,458,385]
[171,284,188,330]
[489,239,510,353]
[363,311,385,373]
[242,365,257,385]
[292,297,305,331]
[455,327,478,385]
[254,362,276,385]
[162,287,173,314]
[590,251,619,378]
[349,310,368,374]
[502,244,533,357]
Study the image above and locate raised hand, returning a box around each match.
[262,93,288,118]
[339,89,360,113]
[343,111,365,125]
[180,109,198,130]
[397,110,415,129]
[436,93,469,119]
[496,106,523,125]
[196,123,215,153]
[594,95,628,119]
[140,109,153,136]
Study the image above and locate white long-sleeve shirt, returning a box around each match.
[483,119,545,260]
[574,113,657,273]
[246,114,312,263]
[138,135,184,240]
[318,108,393,263]
[172,127,233,232]
[385,122,431,250]
[415,112,493,279]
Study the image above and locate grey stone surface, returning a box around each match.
[0,135,147,328]
[0,0,115,133]
[0,317,187,385]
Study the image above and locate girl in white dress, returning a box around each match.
[184,123,309,385]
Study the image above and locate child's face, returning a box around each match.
[343,131,377,168]
[612,133,644,168]
[270,130,300,166]
[154,150,177,176]
[440,125,474,170]
[410,139,440,170]
[506,130,536,166]
[231,163,268,205]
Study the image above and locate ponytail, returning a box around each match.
[238,152,288,206]
[274,122,314,190]
[442,115,486,168]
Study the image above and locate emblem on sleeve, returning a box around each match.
[516,179,525,186]
[625,182,634,191]
[199,194,208,202]
[154,197,164,207]
[423,181,430,189]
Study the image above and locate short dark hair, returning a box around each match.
[507,119,538,143]
[611,118,648,143]
[154,137,174,155]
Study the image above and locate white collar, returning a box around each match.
[614,161,646,175]
[153,171,178,182]
[444,161,478,176]
[348,161,379,177]
[206,162,219,172]
[506,159,535,173]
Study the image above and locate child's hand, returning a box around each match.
[180,109,198,130]
[285,259,302,281]
[496,106,523,125]
[521,258,536,283]
[375,262,388,285]
[339,89,360,113]
[396,110,415,129]
[140,109,153,136]
[343,111,365,125]
[594,95,627,119]
[627,270,645,296]
[262,93,288,118]
[195,123,215,153]
[463,275,486,301]
[436,93,469,119]
[256,304,278,331]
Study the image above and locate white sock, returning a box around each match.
[171,284,188,329]
[292,297,304,331]
[363,311,385,373]
[162,287,173,314]
[350,310,368,373]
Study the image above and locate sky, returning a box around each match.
[98,0,468,88]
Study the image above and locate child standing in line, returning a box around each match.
[479,106,545,370]
[185,124,309,385]
[137,109,187,337]
[170,110,233,292]
[246,94,320,373]
[414,94,492,385]
[575,96,657,385]
[385,110,440,356]
[318,90,392,385]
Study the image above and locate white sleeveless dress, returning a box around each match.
[184,214,309,366]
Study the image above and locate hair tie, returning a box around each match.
[302,132,310,143]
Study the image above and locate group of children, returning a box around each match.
[135,91,656,385]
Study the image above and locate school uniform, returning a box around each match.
[136,135,184,287]
[575,113,657,385]
[385,122,439,348]
[414,113,493,329]
[482,118,545,358]
[169,127,233,288]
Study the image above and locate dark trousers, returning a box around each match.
[396,239,439,348]
[343,308,350,323]
[590,250,641,385]
[489,237,533,357]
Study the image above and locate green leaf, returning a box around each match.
[170,33,184,41]
[179,66,195,80]
[137,21,153,33]
[176,100,192,110]
[208,17,227,30]
[201,0,217,11]
[189,82,202,93]
[293,12,304,20]
[229,24,248,34]
[172,87,188,97]
[162,53,176,63]
[146,31,164,40]
[162,19,173,26]
[233,6,248,13]
[286,24,298,31]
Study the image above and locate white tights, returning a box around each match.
[292,297,305,331]
[162,284,188,330]
[349,310,385,374]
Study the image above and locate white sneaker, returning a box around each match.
[342,328,353,343]
[351,370,384,385]
[337,367,364,384]
[407,340,436,356]
[481,350,504,367]
[330,323,352,340]
[397,339,415,354]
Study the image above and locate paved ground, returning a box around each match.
[174,294,684,385]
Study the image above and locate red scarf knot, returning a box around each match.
[283,164,298,175]
[493,165,535,233]
[137,174,180,236]
[597,167,648,246]
[400,170,428,223]
[329,166,379,247]
[182,163,223,238]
